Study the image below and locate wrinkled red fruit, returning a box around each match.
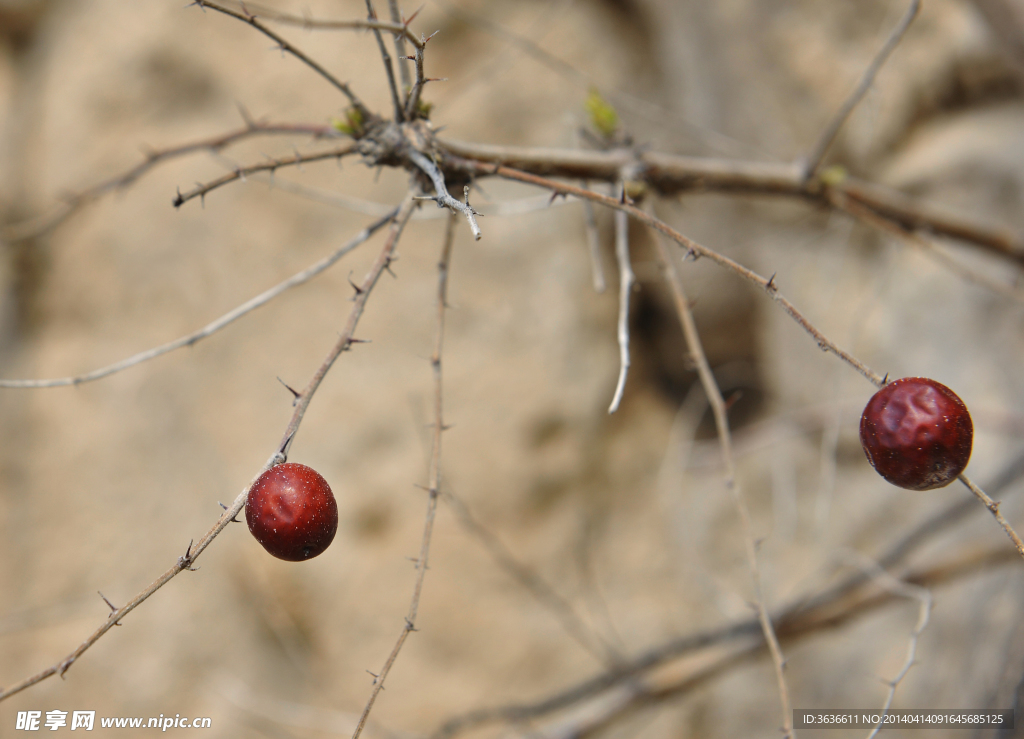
[859,377,973,491]
[246,463,338,561]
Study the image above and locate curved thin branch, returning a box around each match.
[0,211,395,389]
[2,121,336,243]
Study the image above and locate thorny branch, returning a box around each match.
[350,208,455,739]
[192,1,373,121]
[473,164,1024,561]
[0,193,417,703]
[172,143,358,208]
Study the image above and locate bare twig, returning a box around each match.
[443,490,618,665]
[2,121,336,243]
[463,162,885,385]
[365,0,405,122]
[0,211,395,388]
[802,0,921,179]
[351,208,454,739]
[648,208,792,738]
[408,150,481,239]
[235,0,424,49]
[844,554,932,739]
[193,1,374,121]
[580,182,606,292]
[607,182,633,413]
[172,143,358,208]
[0,194,417,703]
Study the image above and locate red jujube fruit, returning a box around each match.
[246,463,338,561]
[859,377,973,491]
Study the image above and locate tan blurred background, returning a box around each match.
[1,0,1024,737]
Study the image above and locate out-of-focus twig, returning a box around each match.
[648,204,792,737]
[802,0,921,179]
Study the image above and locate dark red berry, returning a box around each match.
[246,463,338,561]
[859,377,973,491]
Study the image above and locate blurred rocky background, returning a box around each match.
[1,1,1023,737]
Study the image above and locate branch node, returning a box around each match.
[218,501,242,522]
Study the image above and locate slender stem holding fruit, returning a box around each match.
[277,192,417,456]
[469,163,885,386]
[958,473,1024,560]
[648,205,792,739]
[0,195,417,704]
[0,211,395,388]
[351,209,455,739]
